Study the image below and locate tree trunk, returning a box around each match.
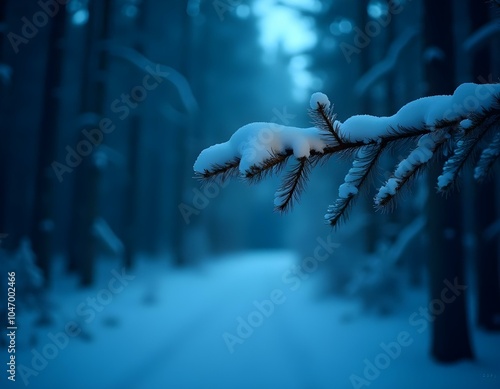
[358,0,378,254]
[121,0,150,269]
[0,0,11,243]
[31,3,67,284]
[469,0,500,331]
[68,0,112,286]
[124,117,140,269]
[424,0,474,362]
[170,3,199,266]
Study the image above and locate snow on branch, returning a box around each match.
[193,83,500,228]
[376,131,450,209]
[438,98,500,193]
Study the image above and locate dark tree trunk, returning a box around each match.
[386,15,397,115]
[469,0,500,331]
[424,0,474,362]
[121,0,149,269]
[31,4,67,284]
[0,0,10,241]
[358,0,377,254]
[1,1,55,251]
[170,3,199,266]
[124,117,141,269]
[68,0,112,286]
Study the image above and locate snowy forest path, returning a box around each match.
[129,251,316,389]
[19,252,500,389]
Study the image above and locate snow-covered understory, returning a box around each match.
[13,252,500,389]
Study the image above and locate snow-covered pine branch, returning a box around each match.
[437,102,500,193]
[193,83,500,227]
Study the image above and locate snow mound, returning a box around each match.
[194,123,327,174]
[339,83,500,142]
[309,92,330,110]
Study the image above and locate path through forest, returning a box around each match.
[15,252,500,389]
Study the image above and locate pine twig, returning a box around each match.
[244,151,292,184]
[194,158,240,185]
[438,97,500,193]
[325,144,384,227]
[274,157,311,213]
[309,102,343,144]
[475,130,500,181]
[376,131,451,209]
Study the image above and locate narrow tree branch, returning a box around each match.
[325,144,385,227]
[274,157,310,213]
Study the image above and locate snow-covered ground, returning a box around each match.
[12,251,500,389]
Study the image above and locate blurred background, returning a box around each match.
[0,0,500,388]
